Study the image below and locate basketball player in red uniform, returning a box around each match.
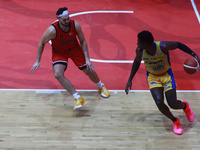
[30,7,110,110]
[125,30,199,135]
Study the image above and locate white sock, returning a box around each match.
[95,81,103,88]
[73,92,80,99]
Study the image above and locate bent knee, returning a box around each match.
[54,71,64,79]
[155,100,165,107]
[154,97,165,107]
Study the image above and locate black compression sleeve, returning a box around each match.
[177,42,196,57]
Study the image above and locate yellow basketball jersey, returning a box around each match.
[142,41,171,75]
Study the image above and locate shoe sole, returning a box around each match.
[173,126,183,135]
[74,102,88,110]
[173,130,183,135]
[74,105,83,110]
[101,93,110,98]
[82,102,88,107]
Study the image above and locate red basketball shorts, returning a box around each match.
[52,47,86,68]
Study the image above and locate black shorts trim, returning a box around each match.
[78,64,87,70]
[52,61,68,71]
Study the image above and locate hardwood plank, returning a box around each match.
[0,91,199,150]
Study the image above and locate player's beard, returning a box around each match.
[62,22,70,27]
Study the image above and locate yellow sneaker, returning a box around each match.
[74,96,88,110]
[98,83,110,98]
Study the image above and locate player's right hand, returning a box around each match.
[30,62,40,72]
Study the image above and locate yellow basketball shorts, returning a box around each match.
[146,68,177,92]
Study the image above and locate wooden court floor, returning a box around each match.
[0,90,199,150]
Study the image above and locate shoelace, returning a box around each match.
[75,98,82,104]
[102,86,106,92]
[174,121,181,129]
[99,86,105,92]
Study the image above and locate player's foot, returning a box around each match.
[98,83,110,98]
[183,101,195,122]
[74,96,88,110]
[172,117,183,135]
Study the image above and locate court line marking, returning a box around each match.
[191,0,200,24]
[49,10,136,64]
[0,89,200,93]
[90,59,144,63]
[70,10,134,17]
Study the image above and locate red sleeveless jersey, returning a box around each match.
[51,20,81,56]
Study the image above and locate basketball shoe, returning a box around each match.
[172,117,182,135]
[74,96,88,110]
[183,101,195,122]
[98,83,110,98]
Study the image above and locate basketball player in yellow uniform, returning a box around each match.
[125,30,200,135]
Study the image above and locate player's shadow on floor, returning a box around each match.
[128,112,197,134]
[75,109,91,118]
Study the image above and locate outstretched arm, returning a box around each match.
[125,47,142,94]
[75,21,94,72]
[161,41,200,62]
[30,25,56,72]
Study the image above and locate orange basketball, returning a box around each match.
[183,58,199,75]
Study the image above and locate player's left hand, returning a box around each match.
[194,53,200,63]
